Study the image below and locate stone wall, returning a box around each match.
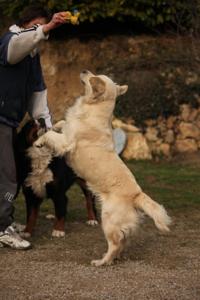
[113,103,200,160]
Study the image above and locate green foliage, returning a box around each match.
[0,0,199,31]
[109,35,200,125]
[115,67,200,126]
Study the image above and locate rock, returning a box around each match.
[195,114,200,129]
[145,127,159,142]
[148,141,160,155]
[180,104,191,122]
[155,138,163,146]
[166,116,177,129]
[159,143,171,156]
[144,119,157,127]
[157,117,167,135]
[122,132,152,160]
[148,139,170,156]
[194,93,200,104]
[175,139,198,153]
[178,122,200,139]
[188,108,198,122]
[164,130,175,144]
[185,72,198,85]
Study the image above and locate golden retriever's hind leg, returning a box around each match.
[115,233,127,259]
[91,241,119,267]
[91,231,125,267]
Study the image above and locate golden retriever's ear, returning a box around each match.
[117,85,128,96]
[89,77,106,100]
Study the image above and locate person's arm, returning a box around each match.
[28,89,52,129]
[7,25,48,64]
[42,12,67,34]
[28,53,52,128]
[7,12,67,65]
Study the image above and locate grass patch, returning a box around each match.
[128,160,200,209]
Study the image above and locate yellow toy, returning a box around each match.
[64,10,80,25]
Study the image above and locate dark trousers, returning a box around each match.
[0,123,17,231]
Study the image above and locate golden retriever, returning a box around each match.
[32,70,171,266]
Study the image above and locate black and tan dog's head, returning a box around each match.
[18,118,47,147]
[80,70,128,104]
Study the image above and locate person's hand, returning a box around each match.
[42,12,68,34]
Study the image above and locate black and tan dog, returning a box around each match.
[14,118,98,238]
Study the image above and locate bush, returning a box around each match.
[1,0,199,32]
[114,64,200,126]
[110,36,200,125]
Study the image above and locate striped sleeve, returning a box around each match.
[7,25,48,65]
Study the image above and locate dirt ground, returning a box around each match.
[0,206,199,300]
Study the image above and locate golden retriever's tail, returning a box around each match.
[134,193,171,232]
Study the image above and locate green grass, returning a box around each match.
[127,160,200,209]
[15,160,200,224]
